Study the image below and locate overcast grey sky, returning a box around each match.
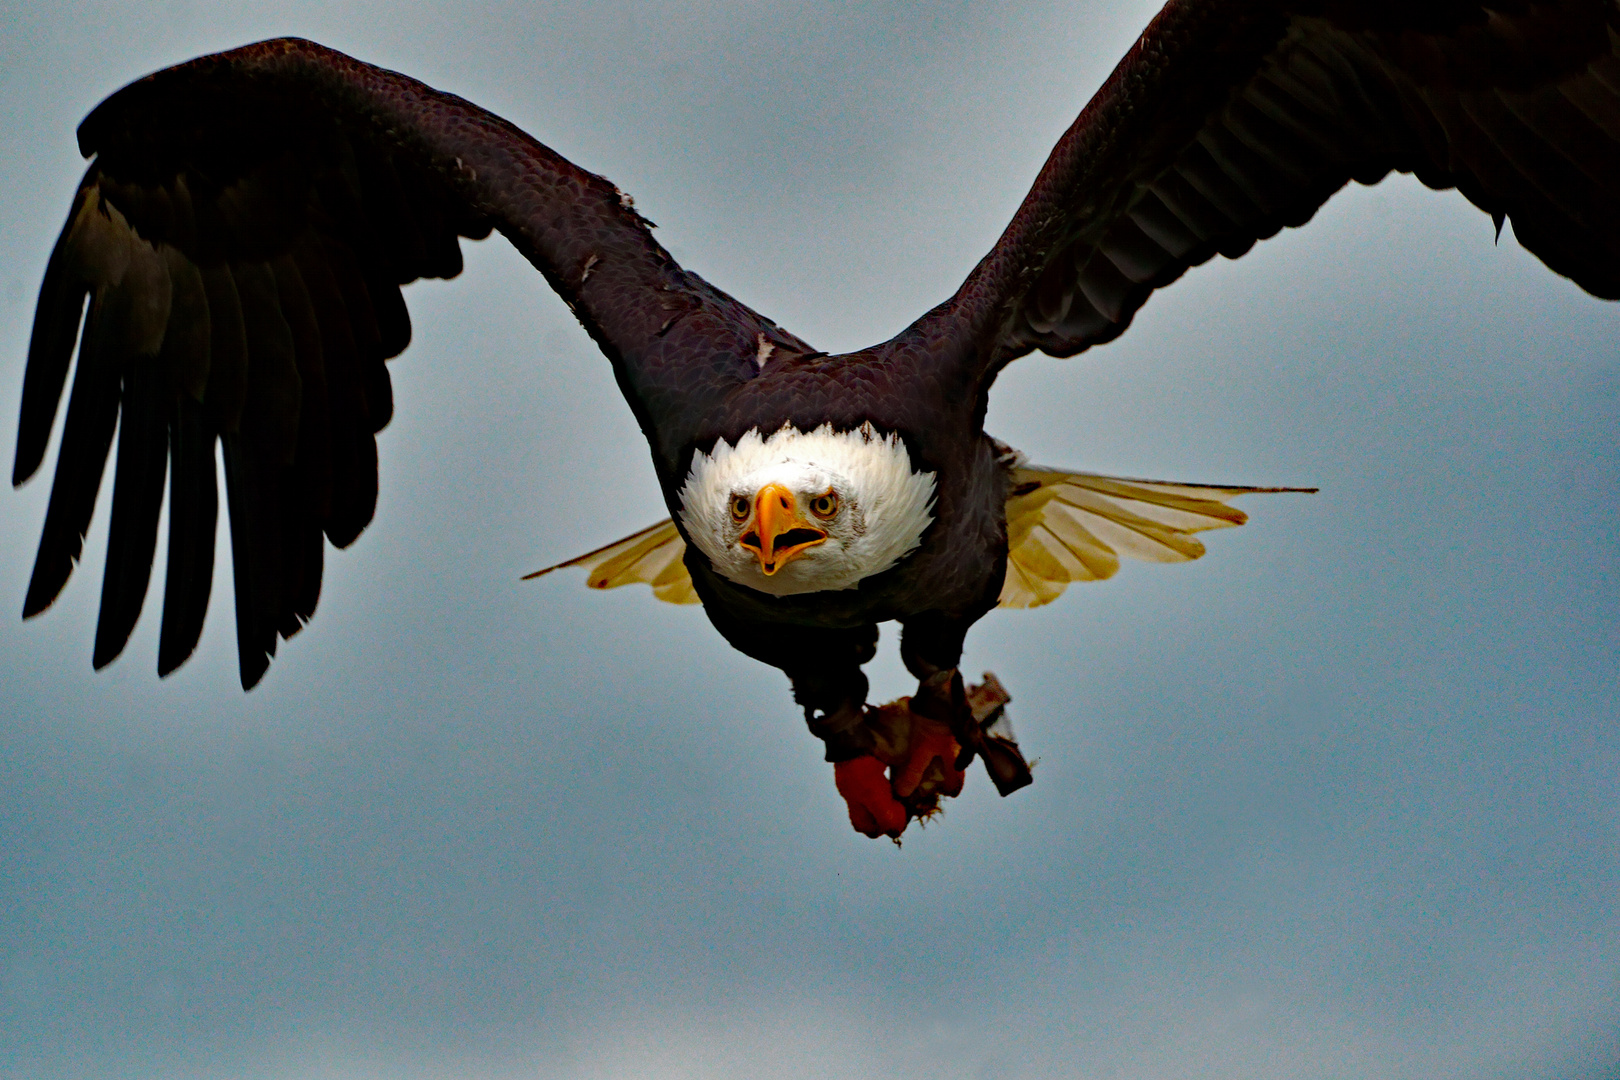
[1,2,1617,1078]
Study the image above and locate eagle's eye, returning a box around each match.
[730,494,751,521]
[808,491,839,519]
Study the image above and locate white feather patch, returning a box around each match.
[678,423,937,596]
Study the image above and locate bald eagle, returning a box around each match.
[14,1,1619,838]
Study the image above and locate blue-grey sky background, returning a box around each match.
[1,2,1617,1077]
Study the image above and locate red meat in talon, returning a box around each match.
[834,756,907,838]
[892,716,965,801]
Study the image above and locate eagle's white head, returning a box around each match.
[678,423,937,596]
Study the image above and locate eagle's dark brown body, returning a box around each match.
[685,348,1012,761]
[14,2,1620,825]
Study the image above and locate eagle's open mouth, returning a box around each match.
[774,528,826,550]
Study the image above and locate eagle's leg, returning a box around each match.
[790,661,873,759]
[778,625,912,839]
[901,619,1034,798]
[800,678,916,839]
[899,617,975,750]
[890,617,972,809]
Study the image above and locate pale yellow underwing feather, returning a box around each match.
[997,467,1313,608]
[522,519,700,604]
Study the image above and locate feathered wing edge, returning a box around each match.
[996,467,1314,609]
[531,469,1312,610]
[523,520,699,605]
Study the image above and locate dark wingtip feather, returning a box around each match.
[157,400,218,678]
[24,298,121,620]
[16,185,94,488]
[92,370,169,670]
[222,432,282,694]
[22,568,64,621]
[238,649,270,691]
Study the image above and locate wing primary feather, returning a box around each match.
[220,261,305,688]
[1233,78,1354,168]
[397,167,464,280]
[93,366,169,669]
[303,238,381,545]
[1594,49,1620,97]
[1173,143,1266,229]
[1075,252,1139,323]
[14,182,93,487]
[1215,99,1326,188]
[271,254,329,638]
[18,36,769,685]
[361,274,402,431]
[291,240,375,547]
[1193,125,1295,217]
[1050,292,1115,342]
[198,265,249,433]
[1147,171,1237,246]
[221,432,277,690]
[1460,91,1598,222]
[272,253,332,516]
[323,241,383,364]
[23,294,120,619]
[160,247,211,402]
[233,261,302,464]
[317,241,396,435]
[279,516,322,640]
[157,396,217,677]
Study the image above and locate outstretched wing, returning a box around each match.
[916,0,1620,375]
[997,467,1312,608]
[523,520,699,605]
[14,39,803,688]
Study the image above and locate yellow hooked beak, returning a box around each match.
[738,483,828,575]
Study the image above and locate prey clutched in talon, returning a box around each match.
[829,673,1032,841]
[834,755,907,839]
[891,714,964,804]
